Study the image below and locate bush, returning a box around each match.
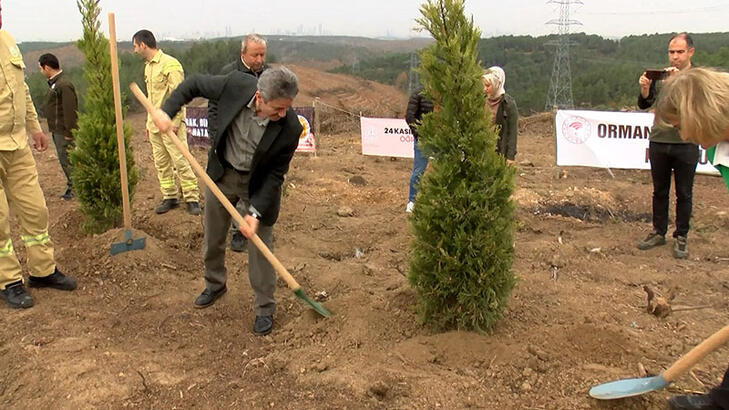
[408,0,516,332]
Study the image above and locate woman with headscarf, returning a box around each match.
[482,66,519,165]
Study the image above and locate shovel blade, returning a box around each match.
[293,288,332,317]
[110,230,146,255]
[589,374,669,400]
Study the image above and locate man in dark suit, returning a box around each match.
[154,66,302,336]
[221,33,268,77]
[214,34,269,253]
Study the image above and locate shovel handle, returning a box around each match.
[128,83,301,291]
[662,324,729,382]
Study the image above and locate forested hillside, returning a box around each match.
[333,32,729,113]
[21,32,729,117]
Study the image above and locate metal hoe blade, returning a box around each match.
[110,229,146,255]
[293,288,332,317]
[589,374,669,400]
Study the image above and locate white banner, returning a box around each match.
[360,117,414,158]
[556,110,718,175]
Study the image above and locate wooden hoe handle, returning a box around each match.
[108,13,132,229]
[663,324,729,382]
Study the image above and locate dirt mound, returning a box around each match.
[290,63,407,116]
[4,102,729,410]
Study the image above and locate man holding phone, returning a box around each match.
[636,32,699,260]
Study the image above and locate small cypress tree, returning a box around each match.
[408,0,516,332]
[71,0,138,233]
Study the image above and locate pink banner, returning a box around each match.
[360,117,414,158]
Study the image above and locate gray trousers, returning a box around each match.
[230,199,247,234]
[203,168,275,316]
[52,133,73,188]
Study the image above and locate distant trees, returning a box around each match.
[336,32,729,113]
[24,31,729,117]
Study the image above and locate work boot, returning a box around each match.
[186,201,201,216]
[230,231,247,253]
[673,235,689,259]
[637,231,666,250]
[1,281,34,309]
[253,315,273,336]
[60,187,73,200]
[28,268,77,291]
[668,393,720,410]
[155,198,179,214]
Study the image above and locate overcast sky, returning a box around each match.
[3,0,729,42]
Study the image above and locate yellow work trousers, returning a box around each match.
[0,145,55,290]
[149,124,199,202]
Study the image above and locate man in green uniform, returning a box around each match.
[0,2,77,309]
[133,29,200,215]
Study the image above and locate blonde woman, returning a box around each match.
[656,67,729,148]
[656,67,729,194]
[482,66,518,165]
[656,67,729,410]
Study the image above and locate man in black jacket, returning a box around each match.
[155,66,302,336]
[404,86,434,213]
[636,32,699,259]
[214,34,269,253]
[39,53,77,200]
[221,34,268,76]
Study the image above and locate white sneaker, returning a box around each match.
[405,201,415,213]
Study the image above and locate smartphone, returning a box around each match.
[645,69,669,81]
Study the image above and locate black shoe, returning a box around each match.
[668,394,720,410]
[230,231,247,253]
[60,187,73,200]
[1,281,33,309]
[193,286,227,308]
[28,268,77,291]
[186,201,201,216]
[155,198,179,214]
[253,315,273,335]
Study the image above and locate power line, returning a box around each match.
[545,0,583,111]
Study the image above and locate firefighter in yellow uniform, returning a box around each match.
[132,29,200,215]
[0,24,76,309]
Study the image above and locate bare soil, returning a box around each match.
[3,94,729,410]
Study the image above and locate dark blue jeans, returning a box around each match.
[408,140,428,202]
[648,141,699,238]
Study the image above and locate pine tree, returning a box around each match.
[408,0,516,332]
[71,0,138,233]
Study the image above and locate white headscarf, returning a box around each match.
[482,66,506,99]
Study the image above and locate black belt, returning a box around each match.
[222,158,250,175]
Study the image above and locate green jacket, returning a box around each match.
[44,71,78,137]
[493,93,518,160]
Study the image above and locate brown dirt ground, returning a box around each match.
[3,88,729,409]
